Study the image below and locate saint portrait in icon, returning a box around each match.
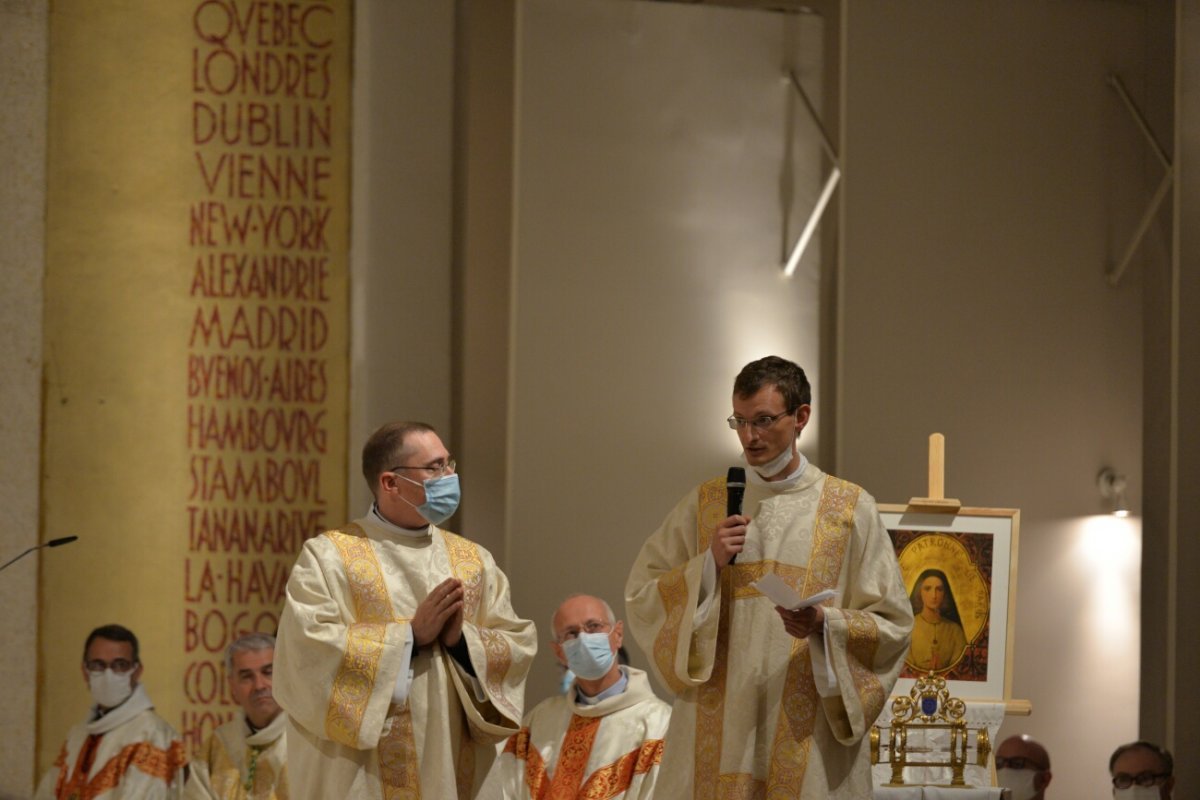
[908,568,968,671]
[890,531,993,680]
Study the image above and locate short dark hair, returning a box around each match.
[1109,740,1173,776]
[83,624,140,664]
[361,421,437,494]
[733,356,811,411]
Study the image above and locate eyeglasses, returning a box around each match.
[390,459,456,478]
[556,620,611,642]
[995,756,1047,771]
[85,658,136,674]
[1112,771,1171,789]
[726,411,794,431]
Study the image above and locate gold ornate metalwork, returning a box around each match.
[869,673,991,787]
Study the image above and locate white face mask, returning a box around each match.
[997,768,1039,800]
[1114,787,1164,800]
[88,668,134,709]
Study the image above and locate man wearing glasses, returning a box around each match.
[995,734,1052,799]
[626,355,913,799]
[36,624,187,799]
[480,594,671,799]
[1110,740,1175,799]
[274,421,536,799]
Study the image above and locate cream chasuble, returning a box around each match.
[184,710,288,800]
[480,667,671,800]
[274,516,536,799]
[625,463,913,799]
[36,685,188,800]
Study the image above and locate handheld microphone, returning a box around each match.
[726,467,746,563]
[0,536,79,573]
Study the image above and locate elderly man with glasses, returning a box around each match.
[1110,740,1175,799]
[274,421,536,799]
[480,594,671,799]
[36,624,187,799]
[626,355,913,799]
[995,734,1053,799]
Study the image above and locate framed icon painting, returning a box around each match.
[880,505,1020,701]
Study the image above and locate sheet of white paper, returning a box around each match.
[752,574,836,610]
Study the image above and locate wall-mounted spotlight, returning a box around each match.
[1097,467,1130,517]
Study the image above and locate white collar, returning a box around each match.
[244,708,288,746]
[744,452,810,490]
[370,503,430,539]
[575,666,629,706]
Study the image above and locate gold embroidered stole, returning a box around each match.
[55,736,186,800]
[323,525,420,798]
[323,525,490,800]
[505,718,665,800]
[690,474,860,798]
[442,529,494,796]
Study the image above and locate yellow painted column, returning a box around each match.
[40,0,351,771]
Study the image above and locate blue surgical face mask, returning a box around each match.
[401,473,461,525]
[559,668,575,694]
[562,631,615,680]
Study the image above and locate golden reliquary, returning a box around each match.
[870,673,991,787]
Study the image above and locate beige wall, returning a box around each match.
[838,3,1152,797]
[348,1,457,515]
[499,0,827,702]
[0,1,45,794]
[1143,0,1200,792]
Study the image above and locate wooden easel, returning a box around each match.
[897,432,1032,717]
[906,433,961,513]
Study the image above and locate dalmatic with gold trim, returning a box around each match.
[274,516,536,799]
[479,667,671,800]
[625,463,913,799]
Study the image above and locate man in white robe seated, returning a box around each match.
[185,633,287,799]
[481,595,671,799]
[625,356,914,799]
[36,624,188,800]
[274,421,537,799]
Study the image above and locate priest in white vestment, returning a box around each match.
[36,624,188,800]
[274,421,537,799]
[480,595,671,799]
[625,357,913,799]
[185,633,288,800]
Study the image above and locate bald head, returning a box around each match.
[996,735,1052,799]
[551,594,616,642]
[998,735,1050,770]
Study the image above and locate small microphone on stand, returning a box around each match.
[726,467,745,564]
[0,536,79,573]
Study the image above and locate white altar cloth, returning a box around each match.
[871,700,1008,790]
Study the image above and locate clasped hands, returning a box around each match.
[711,514,825,640]
[411,577,465,648]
